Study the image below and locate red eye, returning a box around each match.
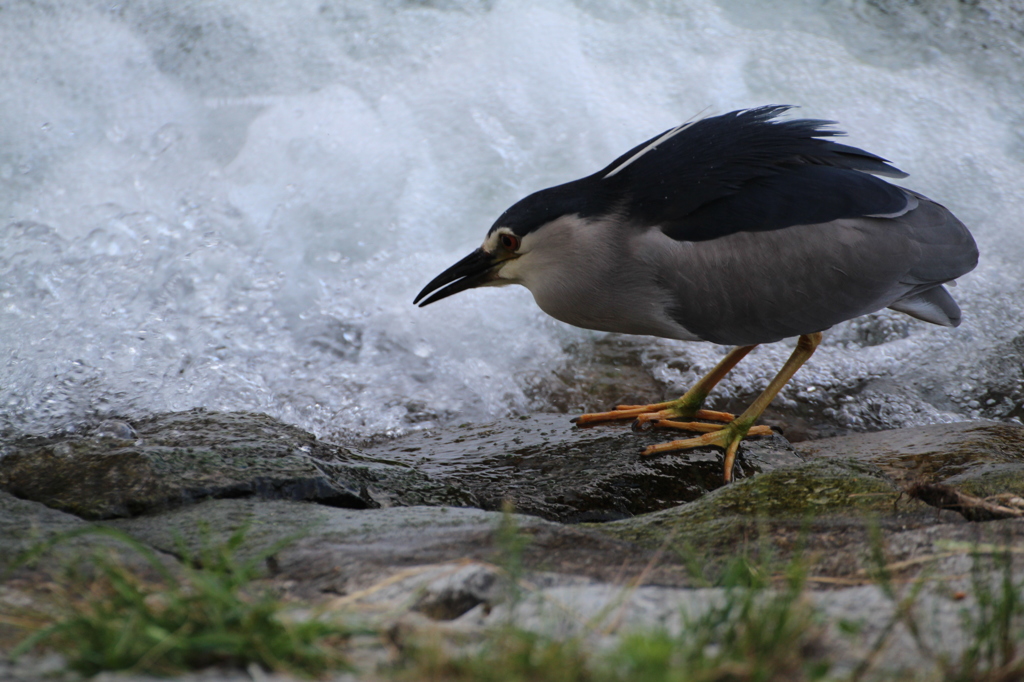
[499,233,519,251]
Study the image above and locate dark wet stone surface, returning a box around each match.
[529,333,853,442]
[0,409,475,520]
[0,410,803,524]
[523,335,667,414]
[366,413,804,523]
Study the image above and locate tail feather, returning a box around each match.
[888,285,962,327]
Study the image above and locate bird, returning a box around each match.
[414,106,978,482]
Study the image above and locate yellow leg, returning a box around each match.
[572,344,757,426]
[651,420,774,437]
[641,333,822,482]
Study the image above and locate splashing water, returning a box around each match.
[2,0,1022,442]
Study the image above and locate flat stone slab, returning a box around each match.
[0,490,179,654]
[104,499,659,599]
[0,490,95,574]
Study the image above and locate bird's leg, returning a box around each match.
[572,344,757,426]
[642,332,822,482]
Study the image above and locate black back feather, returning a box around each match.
[489,106,912,243]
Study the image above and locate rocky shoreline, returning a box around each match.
[3,409,1024,679]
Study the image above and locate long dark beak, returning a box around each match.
[414,248,501,307]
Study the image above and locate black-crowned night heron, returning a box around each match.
[414,106,978,482]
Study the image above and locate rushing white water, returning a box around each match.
[2,0,1022,442]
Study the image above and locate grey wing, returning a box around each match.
[642,192,978,346]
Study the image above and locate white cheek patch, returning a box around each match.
[518,230,542,253]
[496,256,525,282]
[492,229,549,283]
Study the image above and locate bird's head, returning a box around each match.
[414,182,600,307]
[412,226,524,307]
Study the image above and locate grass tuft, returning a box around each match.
[10,525,358,678]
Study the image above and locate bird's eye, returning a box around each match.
[499,233,519,251]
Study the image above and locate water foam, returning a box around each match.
[1,0,1020,441]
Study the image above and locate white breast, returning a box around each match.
[501,215,702,341]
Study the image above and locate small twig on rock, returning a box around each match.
[905,482,1024,522]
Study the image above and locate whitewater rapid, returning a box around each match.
[1,0,1021,442]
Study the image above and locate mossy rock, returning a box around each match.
[594,459,901,563]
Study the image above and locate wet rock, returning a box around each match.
[1,408,803,525]
[90,419,139,440]
[0,410,475,520]
[585,443,1024,586]
[368,414,804,523]
[523,335,666,414]
[1,490,184,655]
[535,333,850,442]
[793,420,1024,496]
